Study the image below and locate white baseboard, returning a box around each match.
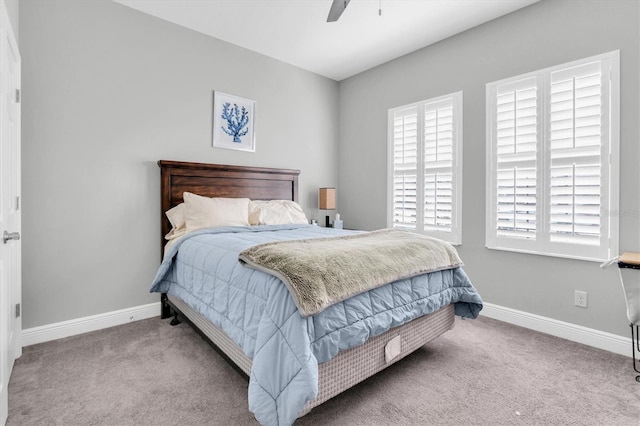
[22,302,161,347]
[481,302,632,357]
[21,301,633,358]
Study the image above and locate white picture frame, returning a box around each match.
[212,91,256,152]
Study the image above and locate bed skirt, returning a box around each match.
[167,295,455,417]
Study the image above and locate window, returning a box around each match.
[388,92,463,245]
[486,51,619,262]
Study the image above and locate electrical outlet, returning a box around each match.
[574,290,588,308]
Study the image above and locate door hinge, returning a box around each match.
[15,89,20,103]
[16,196,20,210]
[15,303,20,318]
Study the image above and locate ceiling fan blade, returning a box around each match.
[327,0,351,22]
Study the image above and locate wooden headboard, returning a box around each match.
[158,160,300,254]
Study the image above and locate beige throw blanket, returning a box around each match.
[239,229,463,317]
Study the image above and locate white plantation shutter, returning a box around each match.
[549,61,603,247]
[388,92,463,244]
[392,107,418,230]
[487,51,619,261]
[495,77,538,239]
[424,99,455,233]
[496,167,537,238]
[393,174,417,229]
[424,172,452,230]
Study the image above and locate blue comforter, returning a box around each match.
[150,225,483,426]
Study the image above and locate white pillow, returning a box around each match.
[249,200,308,225]
[248,201,263,225]
[165,203,187,240]
[183,192,250,232]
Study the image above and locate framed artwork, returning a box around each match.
[212,91,256,152]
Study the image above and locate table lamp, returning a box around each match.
[318,187,336,228]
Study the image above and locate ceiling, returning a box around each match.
[115,0,539,81]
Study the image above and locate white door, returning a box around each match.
[0,1,20,423]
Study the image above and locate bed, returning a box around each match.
[151,160,482,425]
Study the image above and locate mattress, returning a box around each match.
[167,294,455,416]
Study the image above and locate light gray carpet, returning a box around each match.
[7,315,640,425]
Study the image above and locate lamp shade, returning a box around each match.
[319,187,336,210]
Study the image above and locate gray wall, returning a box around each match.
[20,0,339,328]
[338,0,640,337]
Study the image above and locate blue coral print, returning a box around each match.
[221,102,249,143]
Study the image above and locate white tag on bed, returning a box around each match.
[385,335,402,363]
